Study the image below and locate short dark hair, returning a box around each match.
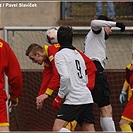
[98,15,113,21]
[57,26,73,46]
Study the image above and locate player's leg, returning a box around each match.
[91,72,116,131]
[119,119,132,132]
[53,104,79,132]
[53,118,70,132]
[78,104,95,131]
[99,88,116,132]
[0,126,9,131]
[82,123,95,131]
[0,99,9,131]
[100,105,116,131]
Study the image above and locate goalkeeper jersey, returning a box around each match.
[0,39,22,100]
[84,19,116,68]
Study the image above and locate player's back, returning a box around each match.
[55,48,93,105]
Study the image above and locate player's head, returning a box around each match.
[57,26,73,46]
[98,15,113,21]
[45,27,58,45]
[26,43,46,65]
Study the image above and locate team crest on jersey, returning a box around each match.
[0,42,3,47]
[49,55,54,62]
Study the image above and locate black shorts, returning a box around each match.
[91,72,110,107]
[56,103,95,126]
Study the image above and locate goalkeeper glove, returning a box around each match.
[119,91,126,103]
[116,22,125,32]
[52,95,63,110]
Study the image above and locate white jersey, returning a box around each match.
[54,48,93,105]
[84,20,116,68]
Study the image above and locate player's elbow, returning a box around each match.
[91,20,97,27]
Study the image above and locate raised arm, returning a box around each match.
[91,19,125,32]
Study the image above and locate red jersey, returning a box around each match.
[121,64,133,121]
[0,39,22,100]
[38,44,96,96]
[38,44,60,96]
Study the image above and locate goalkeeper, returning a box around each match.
[119,57,133,132]
[25,28,77,131]
[84,15,125,131]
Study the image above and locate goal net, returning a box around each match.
[3,26,133,131]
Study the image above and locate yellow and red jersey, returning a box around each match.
[121,64,133,122]
[0,39,22,100]
[38,44,97,96]
[38,43,60,96]
[125,64,133,101]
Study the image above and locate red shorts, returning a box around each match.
[0,99,9,126]
[121,96,133,122]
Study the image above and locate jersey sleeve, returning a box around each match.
[46,46,60,93]
[78,50,97,90]
[91,20,116,31]
[37,61,53,96]
[0,39,22,99]
[38,45,60,96]
[54,52,69,99]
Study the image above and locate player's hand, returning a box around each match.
[8,97,18,107]
[119,91,126,103]
[116,22,125,32]
[52,95,63,110]
[36,93,48,109]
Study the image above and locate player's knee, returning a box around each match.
[100,105,112,117]
[119,119,129,126]
[0,126,9,131]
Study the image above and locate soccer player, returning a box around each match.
[119,55,133,132]
[0,39,22,131]
[52,26,97,131]
[25,28,77,131]
[84,15,125,131]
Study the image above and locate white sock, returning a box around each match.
[59,128,71,132]
[101,117,116,132]
[100,117,105,131]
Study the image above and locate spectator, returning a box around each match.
[0,39,22,131]
[96,1,116,20]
